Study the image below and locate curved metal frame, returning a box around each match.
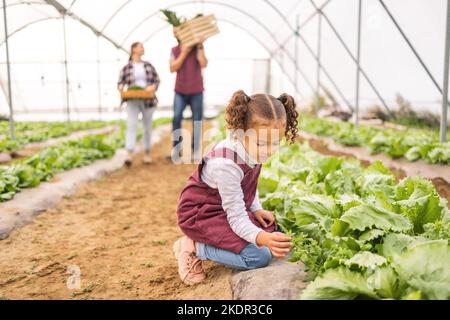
[119,0,316,92]
[0,16,60,46]
[100,0,133,32]
[119,0,358,108]
[4,0,449,136]
[141,17,305,98]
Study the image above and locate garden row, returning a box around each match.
[0,118,172,202]
[301,116,450,165]
[259,142,450,300]
[0,121,112,153]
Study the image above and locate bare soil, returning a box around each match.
[0,124,232,300]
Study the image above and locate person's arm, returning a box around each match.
[117,67,126,91]
[249,189,263,213]
[205,158,292,258]
[206,159,263,245]
[170,45,193,73]
[196,43,208,69]
[145,64,160,95]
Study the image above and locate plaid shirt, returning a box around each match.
[118,60,160,108]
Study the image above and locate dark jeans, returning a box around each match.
[172,92,204,153]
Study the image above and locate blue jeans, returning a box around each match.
[196,242,272,271]
[172,92,203,153]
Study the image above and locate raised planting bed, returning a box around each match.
[0,125,120,164]
[300,131,450,185]
[256,141,449,300]
[0,121,113,154]
[300,115,450,165]
[0,124,171,239]
[0,118,172,203]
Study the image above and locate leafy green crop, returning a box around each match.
[0,121,112,153]
[260,142,450,300]
[160,9,184,27]
[300,115,450,165]
[0,118,171,202]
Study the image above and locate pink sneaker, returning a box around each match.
[173,236,206,285]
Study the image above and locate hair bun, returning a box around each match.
[278,93,290,104]
[231,90,251,105]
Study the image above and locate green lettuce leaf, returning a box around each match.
[391,240,450,300]
[299,267,378,300]
[340,204,412,232]
[395,177,445,233]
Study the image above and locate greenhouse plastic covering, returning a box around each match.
[0,0,448,120]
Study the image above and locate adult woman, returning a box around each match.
[118,42,160,165]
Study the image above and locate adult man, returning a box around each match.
[170,32,208,161]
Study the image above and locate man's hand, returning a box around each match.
[256,231,291,258]
[181,44,193,55]
[254,209,275,228]
[196,35,206,44]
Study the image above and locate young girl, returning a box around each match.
[173,90,299,285]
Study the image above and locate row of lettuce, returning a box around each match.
[259,142,449,300]
[0,118,172,202]
[301,115,450,165]
[0,121,113,153]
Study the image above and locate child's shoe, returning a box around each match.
[173,236,206,285]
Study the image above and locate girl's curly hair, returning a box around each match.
[224,90,299,143]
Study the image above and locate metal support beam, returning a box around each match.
[440,0,450,142]
[44,0,129,54]
[294,14,300,97]
[271,0,333,56]
[355,0,362,126]
[2,0,14,139]
[316,10,322,115]
[309,0,393,117]
[379,0,443,96]
[96,35,102,120]
[62,15,70,126]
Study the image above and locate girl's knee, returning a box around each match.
[243,246,272,269]
[257,247,272,268]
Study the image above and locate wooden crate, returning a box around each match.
[174,14,220,47]
[120,90,154,100]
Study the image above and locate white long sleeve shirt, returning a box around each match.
[200,138,263,245]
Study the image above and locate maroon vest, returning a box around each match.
[177,147,276,254]
[172,45,204,95]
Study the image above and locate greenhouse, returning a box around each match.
[0,0,449,302]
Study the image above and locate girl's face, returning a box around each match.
[243,120,285,163]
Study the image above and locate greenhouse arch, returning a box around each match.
[1,0,450,141]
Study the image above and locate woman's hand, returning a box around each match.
[145,84,157,94]
[118,84,124,92]
[254,209,275,228]
[256,231,291,258]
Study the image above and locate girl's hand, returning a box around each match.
[254,209,275,228]
[256,231,291,258]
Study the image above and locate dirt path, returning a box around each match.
[0,125,232,300]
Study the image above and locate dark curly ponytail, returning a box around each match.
[225,90,251,130]
[278,93,299,144]
[224,89,299,143]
